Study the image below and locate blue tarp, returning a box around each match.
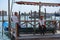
[3,21,8,31]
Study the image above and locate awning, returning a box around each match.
[15,1,60,7]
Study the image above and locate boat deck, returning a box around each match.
[11,30,60,40]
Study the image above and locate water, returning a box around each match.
[0,22,10,40]
[0,16,10,40]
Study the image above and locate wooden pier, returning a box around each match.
[11,33,60,40]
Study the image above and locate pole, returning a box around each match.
[33,11,36,34]
[25,13,28,28]
[27,13,28,28]
[44,8,46,20]
[11,0,15,16]
[2,11,4,38]
[39,2,41,18]
[8,0,11,39]
[31,10,32,27]
[16,23,19,40]
[19,11,20,24]
[54,12,56,20]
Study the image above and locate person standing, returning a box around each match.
[38,16,46,35]
[11,12,20,36]
[11,12,19,24]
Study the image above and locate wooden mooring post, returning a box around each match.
[15,23,20,40]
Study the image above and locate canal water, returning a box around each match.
[0,16,10,40]
[0,22,10,40]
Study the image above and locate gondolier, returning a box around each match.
[38,15,46,35]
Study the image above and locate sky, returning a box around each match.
[0,0,60,13]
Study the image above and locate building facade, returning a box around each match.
[0,10,7,16]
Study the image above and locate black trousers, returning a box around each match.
[39,25,46,34]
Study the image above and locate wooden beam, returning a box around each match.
[15,1,60,6]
